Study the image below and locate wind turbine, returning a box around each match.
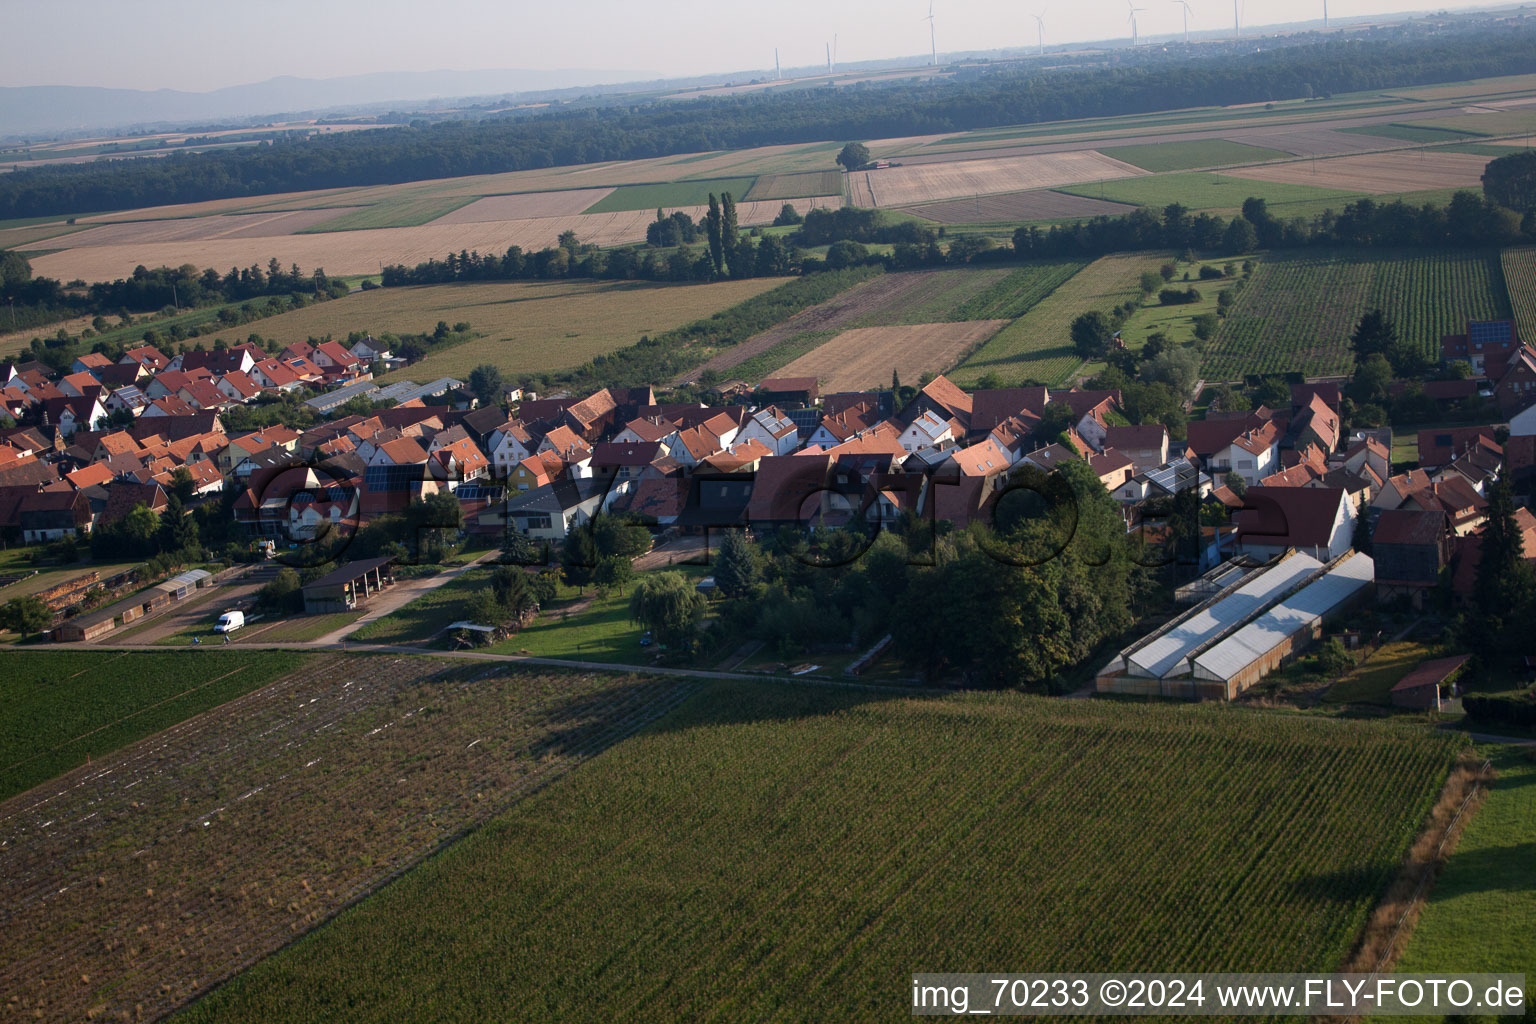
[1127,0,1147,45]
[1233,0,1241,37]
[923,1,937,65]
[1033,9,1047,54]
[1173,0,1193,42]
[1322,0,1328,28]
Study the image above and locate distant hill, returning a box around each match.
[0,68,653,138]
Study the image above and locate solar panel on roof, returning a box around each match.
[1468,321,1512,346]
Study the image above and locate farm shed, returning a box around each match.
[1190,551,1375,699]
[301,556,395,614]
[53,605,118,643]
[1118,552,1325,682]
[1390,654,1469,711]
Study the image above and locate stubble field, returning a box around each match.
[1223,150,1493,194]
[775,320,1011,392]
[848,150,1147,208]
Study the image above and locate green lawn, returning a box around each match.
[490,587,652,663]
[583,177,758,213]
[1389,746,1536,984]
[1099,140,1293,172]
[348,569,489,644]
[1324,641,1429,705]
[0,650,310,801]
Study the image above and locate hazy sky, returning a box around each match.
[2,0,1506,92]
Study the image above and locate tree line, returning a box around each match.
[2,23,1534,220]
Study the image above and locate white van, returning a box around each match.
[214,610,245,634]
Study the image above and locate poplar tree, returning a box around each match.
[705,194,724,276]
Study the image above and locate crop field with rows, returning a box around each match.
[1203,249,1512,380]
[1503,246,1536,342]
[182,681,1460,1022]
[0,650,310,801]
[952,253,1162,386]
[0,656,695,1023]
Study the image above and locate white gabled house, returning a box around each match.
[736,406,799,456]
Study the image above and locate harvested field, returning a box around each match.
[903,189,1137,224]
[21,207,358,249]
[846,150,1146,208]
[775,320,1009,391]
[686,269,973,379]
[744,170,844,201]
[430,188,618,224]
[1340,123,1481,144]
[295,196,477,232]
[0,655,694,1024]
[20,197,837,282]
[0,222,90,250]
[1414,108,1536,137]
[247,277,786,379]
[1224,151,1492,194]
[952,252,1164,386]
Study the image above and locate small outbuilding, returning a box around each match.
[301,556,395,614]
[1391,654,1470,711]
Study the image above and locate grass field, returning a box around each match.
[1503,246,1536,343]
[583,177,759,213]
[296,196,477,232]
[0,650,310,802]
[239,276,786,379]
[744,170,843,201]
[1388,745,1536,985]
[1203,249,1513,380]
[1059,171,1363,214]
[1099,139,1293,172]
[178,682,1461,1022]
[348,568,489,644]
[952,253,1164,386]
[1107,257,1247,357]
[491,586,654,662]
[1324,641,1429,705]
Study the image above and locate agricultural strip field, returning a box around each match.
[1503,247,1536,342]
[244,277,787,379]
[19,197,836,283]
[1385,745,1536,987]
[744,170,843,201]
[0,650,309,802]
[179,681,1462,1022]
[427,187,618,224]
[1058,171,1365,214]
[847,150,1147,208]
[0,656,696,1024]
[583,177,758,213]
[951,253,1162,386]
[690,263,1083,382]
[1098,139,1293,172]
[294,196,478,232]
[1340,123,1482,144]
[1223,151,1493,194]
[1202,249,1512,380]
[775,321,1010,392]
[901,190,1137,225]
